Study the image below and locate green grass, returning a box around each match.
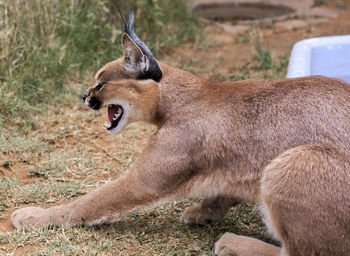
[0,201,274,255]
[2,178,85,205]
[252,42,289,79]
[336,0,347,9]
[0,0,199,131]
[254,43,273,70]
[313,0,326,6]
[236,26,258,44]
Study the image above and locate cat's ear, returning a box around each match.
[121,33,149,77]
[119,9,162,82]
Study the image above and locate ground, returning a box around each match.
[1,1,350,255]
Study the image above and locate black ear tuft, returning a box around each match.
[137,59,162,82]
[118,8,162,82]
[118,7,128,34]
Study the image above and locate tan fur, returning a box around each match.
[88,79,159,123]
[94,58,130,82]
[12,46,350,255]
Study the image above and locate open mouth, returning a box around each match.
[104,104,124,131]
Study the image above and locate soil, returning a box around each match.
[169,1,350,81]
[1,0,350,251]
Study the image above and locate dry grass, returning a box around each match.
[0,103,274,255]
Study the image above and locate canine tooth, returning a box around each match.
[104,121,111,128]
[113,113,120,121]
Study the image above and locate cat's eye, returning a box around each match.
[94,81,106,91]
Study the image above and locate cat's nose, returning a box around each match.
[81,94,88,102]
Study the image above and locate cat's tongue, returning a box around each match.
[108,105,120,122]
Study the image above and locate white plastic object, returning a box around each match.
[287,35,350,83]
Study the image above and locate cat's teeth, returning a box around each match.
[104,121,111,128]
[113,113,120,121]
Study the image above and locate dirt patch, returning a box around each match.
[0,210,14,233]
[168,1,350,81]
